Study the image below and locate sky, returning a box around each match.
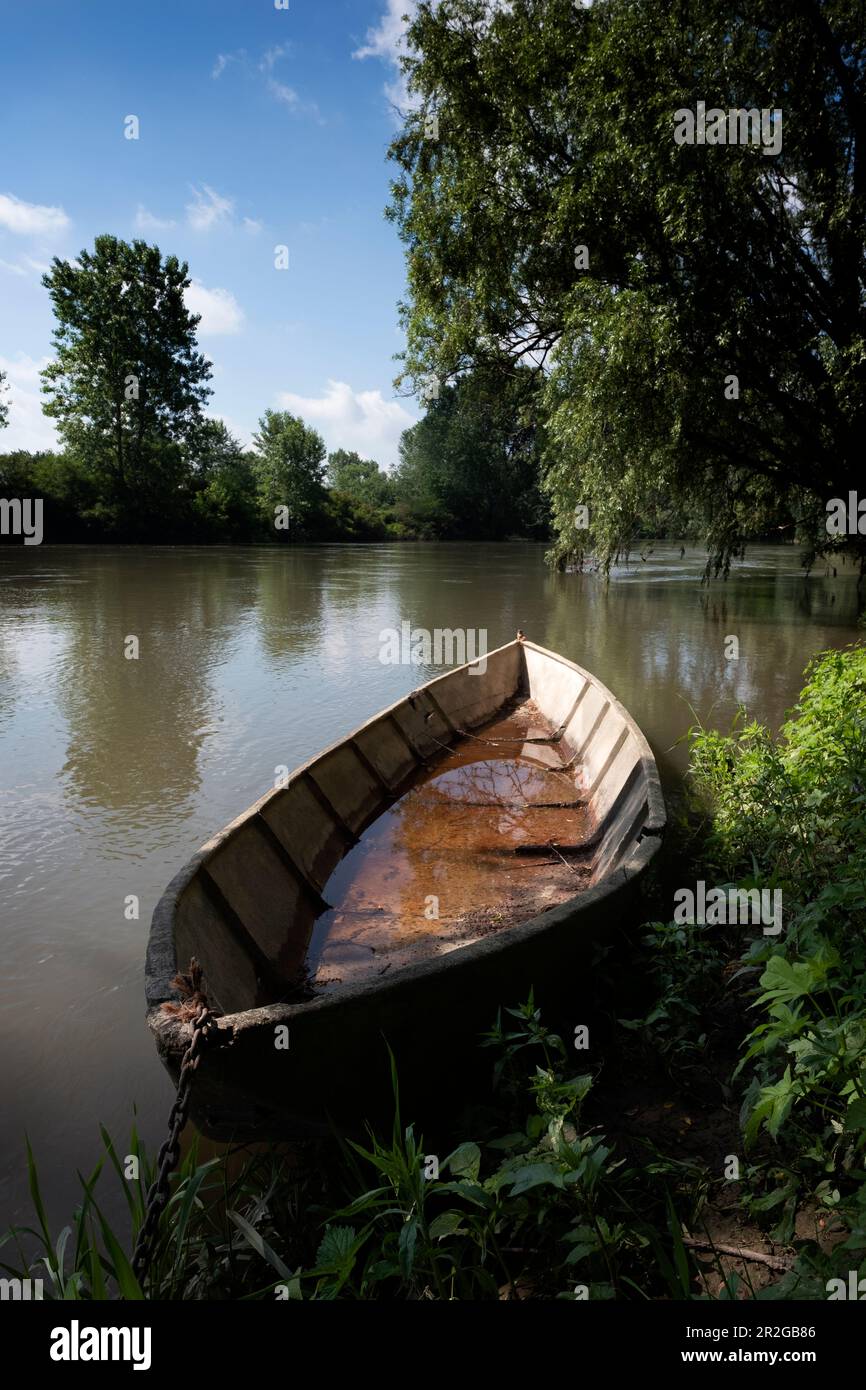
[0,0,421,469]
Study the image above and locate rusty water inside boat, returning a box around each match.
[305,699,594,988]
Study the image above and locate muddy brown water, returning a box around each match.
[308,700,592,988]
[0,541,861,1230]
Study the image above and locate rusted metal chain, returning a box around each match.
[131,962,227,1289]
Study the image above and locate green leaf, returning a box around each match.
[744,1068,797,1146]
[507,1163,565,1195]
[844,1099,866,1132]
[444,1142,481,1181]
[90,1198,143,1301]
[564,1243,596,1266]
[229,1210,292,1281]
[313,1225,358,1275]
[25,1138,52,1253]
[398,1217,418,1281]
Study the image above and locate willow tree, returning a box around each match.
[388,0,866,572]
[41,236,212,534]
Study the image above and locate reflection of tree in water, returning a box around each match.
[253,547,329,664]
[348,752,584,929]
[54,550,257,822]
[415,756,575,806]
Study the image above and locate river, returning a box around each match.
[0,541,861,1230]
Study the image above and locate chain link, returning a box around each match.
[131,997,226,1288]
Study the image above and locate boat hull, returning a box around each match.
[145,639,665,1137]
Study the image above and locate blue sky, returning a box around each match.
[0,0,420,468]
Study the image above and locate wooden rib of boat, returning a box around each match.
[145,637,665,1137]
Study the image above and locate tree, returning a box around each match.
[394,367,549,539]
[189,419,259,539]
[0,369,8,431]
[326,449,395,509]
[388,0,866,571]
[40,235,212,535]
[0,450,100,542]
[251,409,327,537]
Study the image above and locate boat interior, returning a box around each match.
[162,640,662,1016]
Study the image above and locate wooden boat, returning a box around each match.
[145,637,665,1137]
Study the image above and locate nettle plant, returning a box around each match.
[687,645,866,1217]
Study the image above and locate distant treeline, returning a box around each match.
[0,234,549,546]
[0,373,551,546]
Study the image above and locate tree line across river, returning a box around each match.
[0,236,549,546]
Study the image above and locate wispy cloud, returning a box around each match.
[210,44,321,122]
[260,45,290,73]
[0,254,52,277]
[353,0,422,114]
[186,185,234,232]
[268,78,299,109]
[185,281,245,335]
[275,379,416,470]
[354,0,414,62]
[211,52,236,79]
[134,204,177,232]
[134,190,258,237]
[0,192,70,238]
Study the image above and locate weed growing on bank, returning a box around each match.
[623,643,866,1293]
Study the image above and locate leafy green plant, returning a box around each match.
[686,644,866,1236]
[1,1003,710,1302]
[292,1003,709,1301]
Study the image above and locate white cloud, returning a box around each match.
[210,44,321,121]
[186,184,234,232]
[268,78,299,109]
[267,78,323,123]
[259,43,320,120]
[354,2,506,115]
[353,0,422,113]
[0,254,51,277]
[0,192,70,238]
[353,0,414,63]
[136,192,259,237]
[275,380,417,469]
[134,204,177,232]
[212,48,248,79]
[0,354,58,452]
[185,281,245,335]
[260,45,289,73]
